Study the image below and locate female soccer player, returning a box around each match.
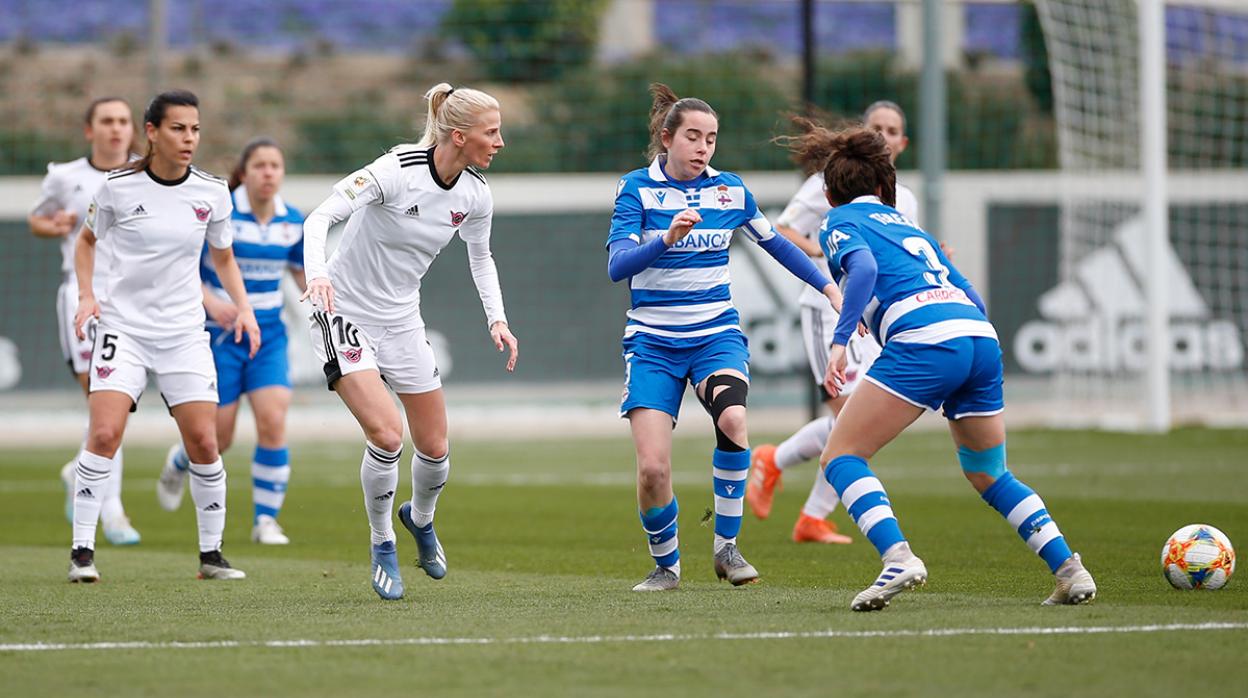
[790,125,1095,611]
[609,84,841,592]
[68,89,258,582]
[748,102,920,545]
[301,83,517,601]
[159,138,306,546]
[29,97,141,546]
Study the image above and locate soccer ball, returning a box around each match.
[1161,524,1236,590]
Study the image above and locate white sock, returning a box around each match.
[410,448,449,528]
[714,534,735,554]
[72,450,113,550]
[188,458,227,553]
[100,447,126,525]
[361,442,400,545]
[665,560,682,577]
[801,467,841,519]
[775,415,833,470]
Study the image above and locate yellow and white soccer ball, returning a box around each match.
[1161,524,1236,590]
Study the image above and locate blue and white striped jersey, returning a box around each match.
[819,195,996,346]
[201,185,304,328]
[608,157,776,341]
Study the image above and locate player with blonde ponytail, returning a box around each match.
[301,82,518,600]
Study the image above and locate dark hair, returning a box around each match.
[130,89,200,171]
[782,121,895,208]
[84,96,128,125]
[646,83,718,160]
[863,100,907,133]
[228,136,282,191]
[774,112,857,177]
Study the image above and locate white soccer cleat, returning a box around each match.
[251,515,290,545]
[1043,553,1097,606]
[67,547,100,583]
[632,566,680,592]
[103,516,142,546]
[713,543,760,586]
[198,550,246,580]
[851,542,927,612]
[156,445,187,512]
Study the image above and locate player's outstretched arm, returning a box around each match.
[754,230,832,292]
[208,245,261,358]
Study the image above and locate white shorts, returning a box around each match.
[88,324,219,407]
[800,303,882,398]
[309,310,441,395]
[56,276,96,375]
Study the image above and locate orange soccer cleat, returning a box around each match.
[746,444,782,519]
[792,513,853,544]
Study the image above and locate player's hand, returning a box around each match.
[822,283,844,313]
[491,321,519,372]
[857,321,869,337]
[300,276,335,315]
[234,306,262,359]
[204,294,239,330]
[74,295,99,340]
[52,210,78,237]
[939,240,956,260]
[663,209,701,246]
[823,343,848,399]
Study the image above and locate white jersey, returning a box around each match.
[85,165,233,340]
[777,175,919,308]
[303,145,505,329]
[30,156,113,277]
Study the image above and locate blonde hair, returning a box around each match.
[417,83,500,148]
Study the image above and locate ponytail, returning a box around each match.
[780,120,895,208]
[417,82,499,148]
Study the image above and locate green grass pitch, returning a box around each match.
[2,427,1247,696]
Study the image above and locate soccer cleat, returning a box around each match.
[745,444,781,520]
[1043,553,1097,606]
[792,514,853,545]
[251,515,290,545]
[632,566,680,592]
[713,543,760,586]
[156,445,187,512]
[60,460,75,523]
[397,501,446,580]
[369,540,404,600]
[103,516,142,546]
[67,547,100,583]
[851,543,927,612]
[198,550,246,580]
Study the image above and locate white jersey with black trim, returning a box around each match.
[30,156,115,277]
[86,165,233,340]
[777,175,919,308]
[304,145,501,329]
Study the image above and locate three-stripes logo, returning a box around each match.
[76,487,94,499]
[204,502,222,511]
[374,490,394,502]
[404,204,420,217]
[1014,217,1244,373]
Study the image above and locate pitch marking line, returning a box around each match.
[3,622,1246,653]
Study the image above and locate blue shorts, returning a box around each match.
[620,330,750,422]
[208,323,291,406]
[864,336,1004,420]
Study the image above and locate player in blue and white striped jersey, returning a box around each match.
[159,138,306,546]
[788,125,1097,611]
[609,84,842,592]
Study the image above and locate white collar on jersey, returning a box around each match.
[850,194,883,205]
[232,184,288,219]
[648,155,720,182]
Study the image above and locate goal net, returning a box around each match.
[1031,0,1248,428]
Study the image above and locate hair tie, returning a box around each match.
[446,87,456,96]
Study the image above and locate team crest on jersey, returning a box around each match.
[340,347,363,364]
[716,185,732,208]
[450,210,467,226]
[353,176,370,189]
[95,365,114,379]
[193,206,210,222]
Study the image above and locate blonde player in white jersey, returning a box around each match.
[301,83,518,601]
[28,97,142,545]
[747,102,919,543]
[67,90,259,583]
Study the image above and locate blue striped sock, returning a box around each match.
[824,455,906,556]
[981,472,1072,573]
[712,448,749,540]
[252,445,291,523]
[640,498,679,569]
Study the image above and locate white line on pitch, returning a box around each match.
[3,622,1246,653]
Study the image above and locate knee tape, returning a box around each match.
[957,443,1007,479]
[700,374,749,451]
